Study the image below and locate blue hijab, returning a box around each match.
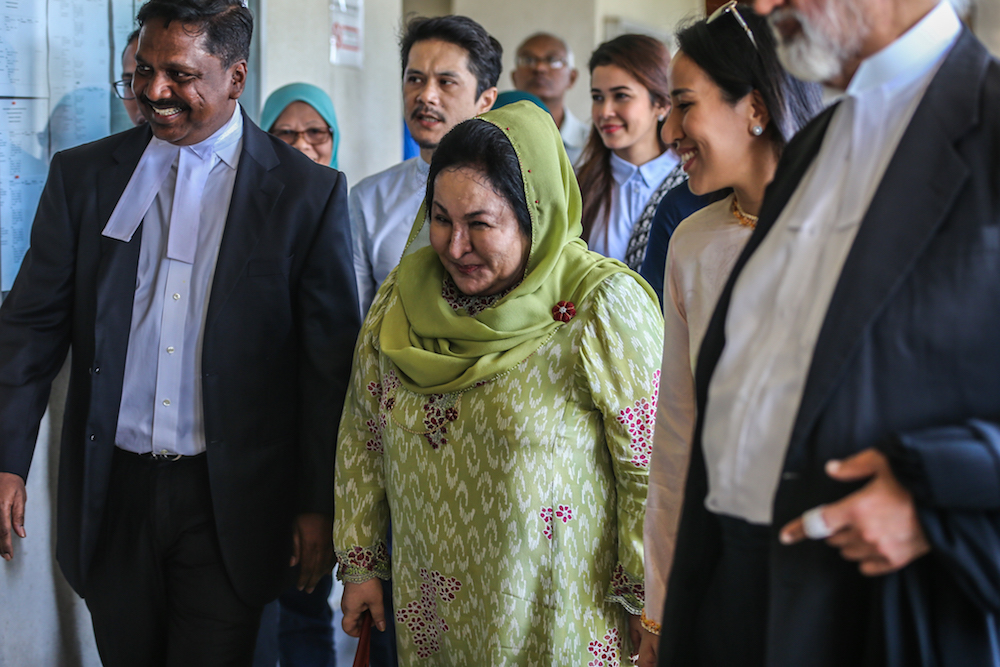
[260,83,340,168]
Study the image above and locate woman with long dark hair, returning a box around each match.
[640,4,823,665]
[576,34,684,271]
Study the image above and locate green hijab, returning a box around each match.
[260,83,340,168]
[380,101,657,394]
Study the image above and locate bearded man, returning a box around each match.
[656,0,1000,665]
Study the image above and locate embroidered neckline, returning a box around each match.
[440,277,515,316]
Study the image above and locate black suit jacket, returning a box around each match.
[660,30,1000,667]
[0,112,361,605]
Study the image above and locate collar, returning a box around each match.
[415,154,430,176]
[847,1,961,97]
[102,103,244,246]
[191,103,243,168]
[610,149,679,188]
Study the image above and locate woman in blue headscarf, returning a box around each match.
[261,83,340,167]
[256,81,343,667]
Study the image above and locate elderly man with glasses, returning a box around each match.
[511,32,590,164]
[112,29,147,128]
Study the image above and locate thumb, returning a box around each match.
[368,591,387,632]
[824,448,881,482]
[13,495,25,539]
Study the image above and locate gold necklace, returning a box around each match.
[731,196,758,229]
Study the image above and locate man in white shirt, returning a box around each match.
[511,32,591,165]
[349,15,500,316]
[657,1,1000,665]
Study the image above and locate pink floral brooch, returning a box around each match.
[552,301,576,322]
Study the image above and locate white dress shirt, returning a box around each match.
[560,107,591,166]
[349,156,430,316]
[588,150,679,263]
[115,105,244,457]
[701,1,962,525]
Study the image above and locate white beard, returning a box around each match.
[768,0,870,84]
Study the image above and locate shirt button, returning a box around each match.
[173,293,181,300]
[89,434,96,441]
[162,398,171,406]
[166,346,175,354]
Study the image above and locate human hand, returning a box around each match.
[779,448,931,575]
[0,472,27,561]
[637,625,658,666]
[342,577,386,636]
[290,512,334,592]
[627,613,642,664]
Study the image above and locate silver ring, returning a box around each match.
[802,506,833,540]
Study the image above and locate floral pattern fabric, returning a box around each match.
[335,272,663,664]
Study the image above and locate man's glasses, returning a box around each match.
[271,127,333,146]
[112,80,135,100]
[516,55,569,70]
[707,0,758,50]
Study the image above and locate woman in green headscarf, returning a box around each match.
[334,101,663,664]
[260,82,339,167]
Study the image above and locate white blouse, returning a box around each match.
[587,150,678,262]
[643,194,753,625]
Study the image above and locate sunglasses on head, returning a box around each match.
[707,0,758,51]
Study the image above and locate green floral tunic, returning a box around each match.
[335,271,663,665]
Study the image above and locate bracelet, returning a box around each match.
[640,609,661,636]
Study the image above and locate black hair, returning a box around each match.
[400,15,503,100]
[426,119,532,240]
[123,28,141,60]
[136,0,253,68]
[675,3,823,152]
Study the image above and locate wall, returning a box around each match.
[262,0,403,186]
[259,0,703,184]
[404,0,452,19]
[978,0,1000,56]
[452,0,700,136]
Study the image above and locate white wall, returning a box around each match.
[452,0,597,123]
[262,0,403,186]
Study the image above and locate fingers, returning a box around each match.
[638,628,659,667]
[295,540,334,592]
[341,579,387,636]
[297,564,322,593]
[780,449,888,545]
[780,504,847,545]
[342,607,365,638]
[823,448,886,482]
[778,515,806,545]
[292,513,334,590]
[368,587,387,632]
[781,451,930,576]
[0,473,27,562]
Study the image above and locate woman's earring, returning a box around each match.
[658,114,666,122]
[752,125,764,136]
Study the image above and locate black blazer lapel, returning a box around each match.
[207,114,284,329]
[786,30,989,461]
